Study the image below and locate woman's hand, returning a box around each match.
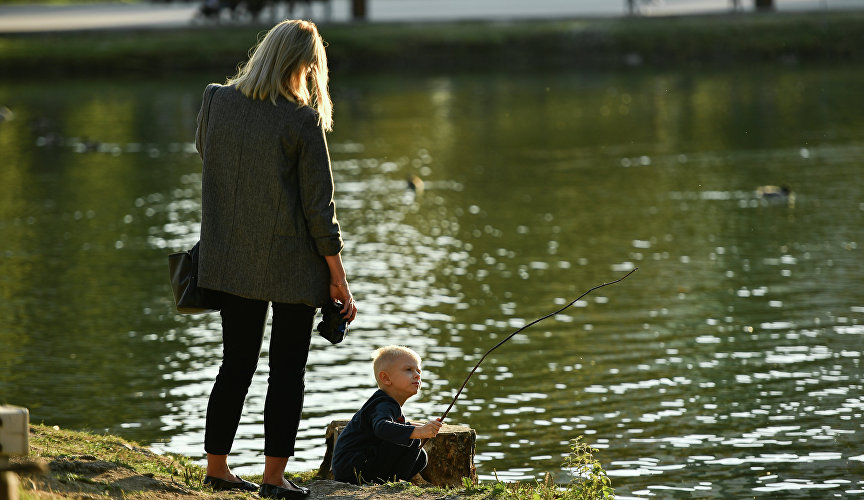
[325,254,357,323]
[329,280,357,323]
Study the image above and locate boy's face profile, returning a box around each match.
[378,354,422,404]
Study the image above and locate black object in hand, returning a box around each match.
[317,301,349,344]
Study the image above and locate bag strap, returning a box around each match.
[203,84,218,126]
[195,84,219,156]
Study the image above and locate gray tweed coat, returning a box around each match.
[195,84,343,307]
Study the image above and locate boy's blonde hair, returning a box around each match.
[372,346,421,386]
[226,19,333,131]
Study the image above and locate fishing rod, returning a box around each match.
[422,267,638,447]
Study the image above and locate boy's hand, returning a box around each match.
[410,419,443,440]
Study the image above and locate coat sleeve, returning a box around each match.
[296,110,344,256]
[369,400,417,447]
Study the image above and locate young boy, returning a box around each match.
[332,346,442,484]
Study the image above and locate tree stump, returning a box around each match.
[419,424,477,487]
[318,420,477,487]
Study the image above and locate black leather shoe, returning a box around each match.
[203,475,259,492]
[259,481,310,499]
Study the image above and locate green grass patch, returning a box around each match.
[2,10,864,77]
[27,424,212,487]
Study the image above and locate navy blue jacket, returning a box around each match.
[332,390,417,474]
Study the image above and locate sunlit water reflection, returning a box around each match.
[1,65,863,497]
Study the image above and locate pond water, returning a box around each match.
[1,64,863,498]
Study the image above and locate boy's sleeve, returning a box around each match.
[369,401,416,447]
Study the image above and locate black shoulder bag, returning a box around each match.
[168,86,220,314]
[168,241,220,314]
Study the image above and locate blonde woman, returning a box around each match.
[194,20,357,499]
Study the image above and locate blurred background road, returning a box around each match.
[0,0,861,34]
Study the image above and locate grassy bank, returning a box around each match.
[16,424,458,500]
[14,424,612,499]
[1,9,864,77]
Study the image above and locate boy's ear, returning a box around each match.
[378,370,392,386]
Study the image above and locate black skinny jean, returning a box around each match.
[204,292,315,457]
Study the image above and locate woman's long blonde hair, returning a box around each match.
[227,19,333,131]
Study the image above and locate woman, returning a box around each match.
[194,20,357,499]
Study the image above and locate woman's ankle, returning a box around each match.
[262,456,290,486]
[205,453,234,479]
